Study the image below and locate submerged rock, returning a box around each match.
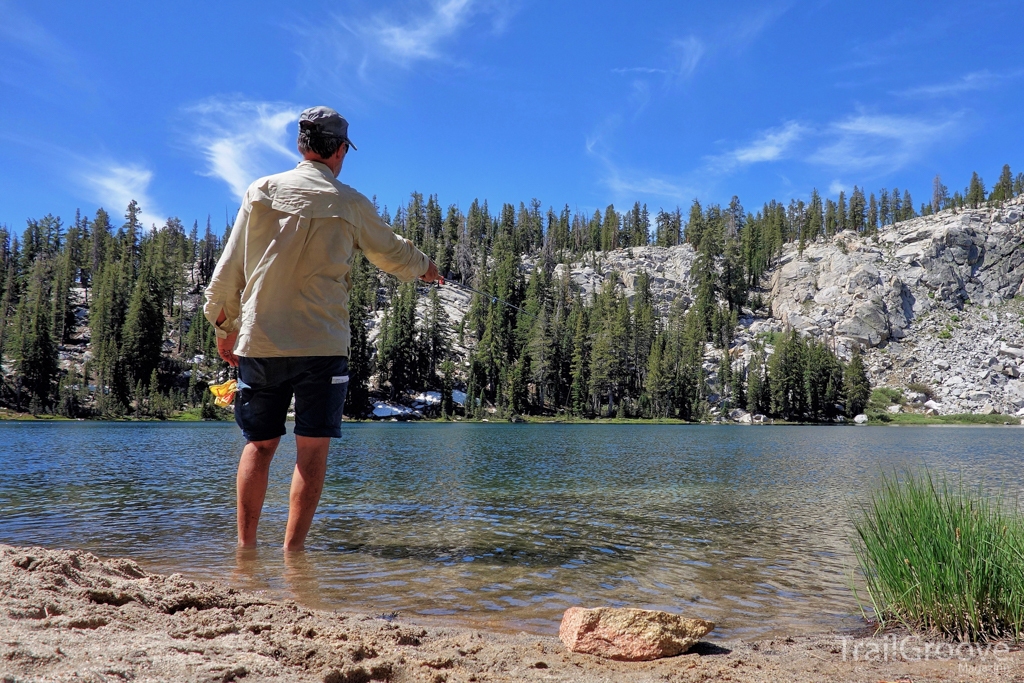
[559,607,714,661]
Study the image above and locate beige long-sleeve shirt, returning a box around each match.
[204,160,429,358]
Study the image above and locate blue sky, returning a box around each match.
[1,0,1021,232]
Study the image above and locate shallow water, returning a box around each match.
[1,421,1021,638]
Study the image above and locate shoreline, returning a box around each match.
[1,408,1020,427]
[3,544,1021,682]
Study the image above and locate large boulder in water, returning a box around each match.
[558,607,713,661]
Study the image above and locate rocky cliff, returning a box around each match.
[476,198,1024,418]
[770,198,1024,416]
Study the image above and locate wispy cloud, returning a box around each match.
[808,112,960,174]
[369,0,476,63]
[0,0,92,93]
[671,35,705,81]
[611,34,704,85]
[586,134,695,203]
[185,98,301,199]
[708,121,806,171]
[899,69,1022,98]
[79,162,164,229]
[610,2,788,85]
[293,0,517,99]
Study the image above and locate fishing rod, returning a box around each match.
[436,276,536,320]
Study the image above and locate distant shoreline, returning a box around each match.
[1,408,1020,427]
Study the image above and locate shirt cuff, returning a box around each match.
[214,318,238,339]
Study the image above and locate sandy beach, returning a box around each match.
[2,544,1021,682]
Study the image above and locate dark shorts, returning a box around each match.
[235,356,349,442]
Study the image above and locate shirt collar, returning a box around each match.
[298,159,336,180]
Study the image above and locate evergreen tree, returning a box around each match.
[843,350,871,416]
[901,189,916,220]
[992,165,1013,203]
[768,329,806,420]
[120,257,165,394]
[932,175,949,213]
[13,258,58,412]
[848,187,865,232]
[685,199,705,246]
[346,251,376,417]
[867,193,878,233]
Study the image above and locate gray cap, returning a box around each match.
[298,106,357,150]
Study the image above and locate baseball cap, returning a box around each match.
[298,106,358,150]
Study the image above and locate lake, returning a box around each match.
[1,421,1021,638]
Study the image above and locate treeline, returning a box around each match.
[352,164,1019,420]
[0,163,1019,420]
[0,201,226,417]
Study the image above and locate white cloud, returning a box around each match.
[370,0,475,63]
[0,0,92,92]
[185,98,301,199]
[900,70,1022,98]
[709,121,806,171]
[80,162,164,229]
[586,134,695,203]
[293,0,516,98]
[612,35,705,85]
[828,180,846,195]
[808,113,959,174]
[671,36,705,81]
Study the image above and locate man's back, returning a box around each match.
[204,160,427,359]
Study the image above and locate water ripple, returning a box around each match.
[1,421,1021,637]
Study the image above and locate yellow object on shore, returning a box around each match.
[209,379,238,408]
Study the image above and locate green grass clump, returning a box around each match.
[854,470,1024,642]
[906,382,934,399]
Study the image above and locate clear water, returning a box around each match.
[1,421,1021,638]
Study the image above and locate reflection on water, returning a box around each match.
[1,421,1021,638]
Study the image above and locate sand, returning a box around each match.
[2,544,1021,682]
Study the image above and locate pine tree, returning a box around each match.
[768,329,806,420]
[867,193,878,233]
[843,350,871,416]
[992,165,1013,203]
[962,172,987,206]
[346,251,376,417]
[685,199,705,246]
[932,175,949,213]
[848,187,865,232]
[120,258,165,396]
[901,189,916,220]
[879,189,891,226]
[807,189,823,239]
[600,204,619,252]
[824,199,837,237]
[568,308,590,416]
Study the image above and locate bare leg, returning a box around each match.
[283,435,331,551]
[236,437,281,547]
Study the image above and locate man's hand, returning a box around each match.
[218,333,239,367]
[419,260,444,285]
[216,309,240,367]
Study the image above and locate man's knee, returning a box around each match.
[244,437,281,462]
[294,436,330,470]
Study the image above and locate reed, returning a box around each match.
[854,470,1024,642]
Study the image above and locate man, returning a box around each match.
[205,106,441,551]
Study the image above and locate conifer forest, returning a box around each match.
[0,165,1020,422]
